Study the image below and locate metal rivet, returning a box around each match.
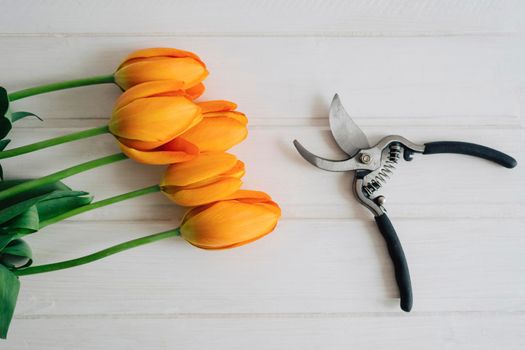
[375,196,386,206]
[360,153,371,164]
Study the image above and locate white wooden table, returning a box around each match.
[1,1,524,348]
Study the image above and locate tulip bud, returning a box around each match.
[179,100,248,152]
[114,48,208,91]
[180,190,281,249]
[161,152,245,206]
[109,81,203,164]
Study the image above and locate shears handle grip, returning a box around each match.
[374,213,413,312]
[423,141,517,168]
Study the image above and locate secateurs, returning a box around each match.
[293,94,517,312]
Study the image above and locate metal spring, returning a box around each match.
[363,144,402,196]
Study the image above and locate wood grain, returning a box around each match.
[1,0,523,35]
[6,315,525,350]
[0,0,524,348]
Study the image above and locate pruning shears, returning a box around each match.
[293,94,517,312]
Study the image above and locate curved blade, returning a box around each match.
[293,139,360,172]
[329,94,370,156]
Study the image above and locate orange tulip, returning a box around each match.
[114,48,208,91]
[161,152,245,206]
[178,100,248,152]
[180,190,281,249]
[108,81,203,164]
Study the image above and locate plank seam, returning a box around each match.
[0,32,517,38]
[13,311,525,320]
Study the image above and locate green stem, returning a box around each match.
[39,184,161,228]
[0,125,110,159]
[8,74,115,101]
[15,228,181,276]
[0,153,127,202]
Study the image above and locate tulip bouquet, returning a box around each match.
[0,48,280,338]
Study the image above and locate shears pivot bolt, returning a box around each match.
[359,153,371,164]
[375,195,386,206]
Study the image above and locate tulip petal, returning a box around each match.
[181,200,281,249]
[118,137,199,165]
[168,160,244,189]
[179,117,248,152]
[110,96,202,143]
[197,100,237,113]
[184,83,206,100]
[203,111,248,125]
[164,177,242,206]
[219,189,272,202]
[115,80,188,111]
[162,153,238,187]
[117,137,168,151]
[115,57,208,90]
[221,160,245,178]
[118,48,206,68]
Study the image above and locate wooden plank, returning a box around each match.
[2,125,522,220]
[0,36,521,124]
[0,0,522,35]
[6,314,525,349]
[13,218,525,315]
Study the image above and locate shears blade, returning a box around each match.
[329,94,370,156]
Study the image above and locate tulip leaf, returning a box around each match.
[0,192,53,226]
[0,190,91,249]
[0,206,39,250]
[0,189,89,225]
[0,119,11,142]
[0,88,8,115]
[10,111,42,123]
[0,229,31,252]
[0,87,12,140]
[0,179,72,211]
[0,264,19,339]
[36,192,92,222]
[0,87,41,143]
[0,239,32,269]
[0,139,9,152]
[0,206,39,232]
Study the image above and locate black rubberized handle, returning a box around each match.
[424,141,517,168]
[374,213,413,312]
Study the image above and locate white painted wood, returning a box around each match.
[0,0,524,348]
[13,219,525,315]
[1,36,523,122]
[6,315,525,350]
[2,125,523,220]
[0,0,523,35]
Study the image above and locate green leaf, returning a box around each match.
[0,180,72,211]
[0,87,41,141]
[0,189,86,225]
[0,206,39,250]
[0,118,11,141]
[1,206,39,232]
[37,193,92,222]
[0,191,91,249]
[0,239,32,269]
[0,87,11,140]
[0,139,9,152]
[0,87,8,116]
[10,111,42,123]
[0,192,50,225]
[0,230,29,251]
[0,264,20,339]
